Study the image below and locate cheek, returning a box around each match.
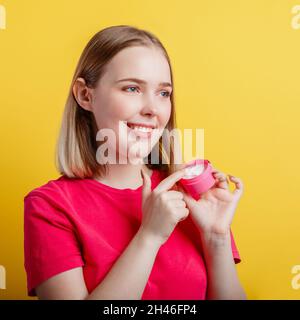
[93,93,136,128]
[104,94,139,121]
[160,104,172,126]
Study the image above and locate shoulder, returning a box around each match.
[25,175,68,200]
[23,175,89,216]
[24,174,90,198]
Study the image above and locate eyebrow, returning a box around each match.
[115,77,173,89]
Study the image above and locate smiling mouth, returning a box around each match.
[126,122,155,138]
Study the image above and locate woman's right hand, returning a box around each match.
[139,168,189,246]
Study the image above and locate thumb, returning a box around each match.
[177,185,197,209]
[141,168,151,207]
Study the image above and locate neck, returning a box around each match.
[94,162,153,189]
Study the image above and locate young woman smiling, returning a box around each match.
[24,25,246,300]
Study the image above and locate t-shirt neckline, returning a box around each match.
[87,169,158,194]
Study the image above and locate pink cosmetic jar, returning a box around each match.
[178,159,216,200]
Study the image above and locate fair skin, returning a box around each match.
[36,45,246,300]
[81,45,172,189]
[177,170,247,299]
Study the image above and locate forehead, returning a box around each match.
[102,46,171,83]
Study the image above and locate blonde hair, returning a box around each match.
[55,25,178,179]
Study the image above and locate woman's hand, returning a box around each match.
[139,168,189,246]
[178,167,244,239]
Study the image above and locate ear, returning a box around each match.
[72,77,94,112]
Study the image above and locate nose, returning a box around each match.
[140,93,158,116]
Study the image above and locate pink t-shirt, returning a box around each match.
[24,169,241,299]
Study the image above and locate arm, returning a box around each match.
[36,228,161,300]
[178,166,247,300]
[200,231,247,300]
[35,168,189,300]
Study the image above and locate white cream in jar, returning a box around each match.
[183,163,205,179]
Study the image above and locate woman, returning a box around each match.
[24,25,246,300]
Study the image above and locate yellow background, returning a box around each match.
[0,0,300,299]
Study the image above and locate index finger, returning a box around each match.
[154,169,186,193]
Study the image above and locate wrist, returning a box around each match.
[200,229,231,251]
[135,227,162,251]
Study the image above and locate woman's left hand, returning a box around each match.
[178,167,244,238]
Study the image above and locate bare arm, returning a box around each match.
[36,228,161,300]
[200,232,247,300]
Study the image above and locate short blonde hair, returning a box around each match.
[55,25,178,179]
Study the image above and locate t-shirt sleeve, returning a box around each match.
[24,194,85,297]
[230,229,241,264]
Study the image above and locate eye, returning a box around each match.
[123,86,139,93]
[123,86,171,98]
[161,91,171,98]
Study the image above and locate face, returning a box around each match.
[77,46,173,164]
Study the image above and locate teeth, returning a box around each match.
[128,125,153,132]
[133,126,152,132]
